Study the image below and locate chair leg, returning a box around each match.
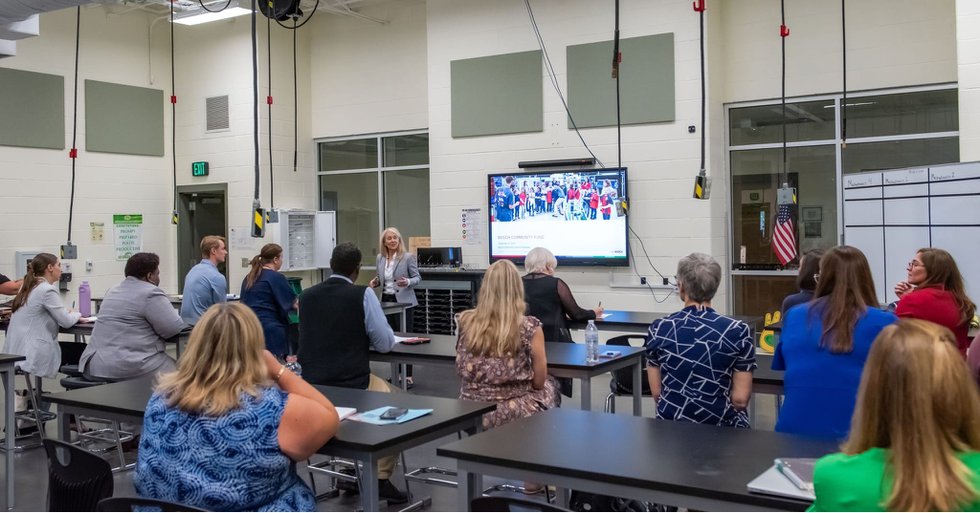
[307,458,318,497]
[112,421,126,470]
[22,374,45,439]
[604,392,615,414]
[400,452,412,499]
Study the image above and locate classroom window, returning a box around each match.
[727,86,958,320]
[317,131,430,267]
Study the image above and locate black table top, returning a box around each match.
[438,408,835,511]
[0,353,25,365]
[379,333,644,372]
[46,377,495,454]
[754,353,783,387]
[569,310,763,331]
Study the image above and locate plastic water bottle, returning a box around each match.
[585,320,599,363]
[284,355,302,378]
[78,281,91,317]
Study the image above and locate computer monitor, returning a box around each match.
[417,247,462,268]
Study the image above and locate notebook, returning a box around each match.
[746,464,815,501]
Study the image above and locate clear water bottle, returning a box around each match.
[78,281,91,317]
[284,355,302,378]
[585,320,599,363]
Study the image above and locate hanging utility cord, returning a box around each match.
[523,0,604,168]
[292,17,298,173]
[66,6,81,245]
[170,0,178,224]
[696,0,706,178]
[613,0,621,168]
[251,0,261,204]
[266,9,275,208]
[841,0,847,148]
[780,0,790,186]
[523,0,671,287]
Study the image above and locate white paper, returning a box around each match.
[336,407,357,421]
[79,316,98,323]
[599,313,612,319]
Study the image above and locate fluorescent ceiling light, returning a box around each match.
[173,6,252,26]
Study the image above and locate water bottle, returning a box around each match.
[78,281,91,317]
[585,320,599,363]
[284,355,302,378]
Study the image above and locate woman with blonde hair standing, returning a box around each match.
[811,319,980,511]
[369,227,421,386]
[135,303,339,511]
[241,243,297,358]
[894,247,976,356]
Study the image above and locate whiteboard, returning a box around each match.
[846,227,886,301]
[843,162,980,305]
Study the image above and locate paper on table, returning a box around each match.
[79,316,98,323]
[599,313,612,319]
[335,407,357,421]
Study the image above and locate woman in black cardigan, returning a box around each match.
[522,247,603,396]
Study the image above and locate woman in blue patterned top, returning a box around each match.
[135,303,340,512]
[645,253,756,428]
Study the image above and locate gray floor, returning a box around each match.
[0,352,779,512]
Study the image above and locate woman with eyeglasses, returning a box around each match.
[893,248,975,356]
[772,246,897,439]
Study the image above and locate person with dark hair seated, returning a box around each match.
[781,249,824,315]
[296,242,407,504]
[80,252,186,381]
[0,272,22,296]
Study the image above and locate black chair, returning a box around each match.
[603,335,651,413]
[471,496,571,512]
[59,341,86,377]
[43,438,113,512]
[97,496,207,512]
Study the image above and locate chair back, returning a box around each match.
[471,496,570,512]
[43,439,113,512]
[608,335,651,395]
[97,496,207,512]
[59,341,86,367]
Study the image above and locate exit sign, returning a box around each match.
[191,161,209,177]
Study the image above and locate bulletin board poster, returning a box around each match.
[461,208,483,246]
[113,214,143,261]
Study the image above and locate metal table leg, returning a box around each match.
[2,367,13,509]
[632,359,642,416]
[457,468,481,512]
[360,457,380,512]
[580,377,592,411]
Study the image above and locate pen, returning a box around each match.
[598,301,602,308]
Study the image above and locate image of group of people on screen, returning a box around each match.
[490,172,624,223]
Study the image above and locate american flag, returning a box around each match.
[772,203,797,265]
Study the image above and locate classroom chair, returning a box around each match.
[43,438,114,512]
[602,335,651,413]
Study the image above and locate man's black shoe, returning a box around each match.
[334,467,358,493]
[378,479,408,505]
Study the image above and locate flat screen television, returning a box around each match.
[488,167,629,266]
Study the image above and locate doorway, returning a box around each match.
[176,184,228,293]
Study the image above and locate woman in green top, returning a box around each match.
[810,319,980,511]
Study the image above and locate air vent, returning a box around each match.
[205,95,229,132]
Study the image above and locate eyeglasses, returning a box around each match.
[907,260,924,269]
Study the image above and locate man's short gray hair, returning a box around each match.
[524,247,557,274]
[676,253,721,303]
